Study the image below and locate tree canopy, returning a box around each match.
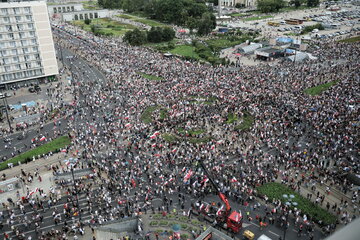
[257,0,285,13]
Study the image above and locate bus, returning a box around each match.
[285,19,304,25]
[268,21,280,27]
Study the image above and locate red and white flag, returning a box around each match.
[231,177,238,183]
[183,169,193,183]
[40,136,46,141]
[61,149,67,153]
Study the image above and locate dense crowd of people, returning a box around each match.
[1,20,359,239]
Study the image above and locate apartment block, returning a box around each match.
[0,1,58,88]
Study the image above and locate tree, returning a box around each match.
[147,27,163,43]
[291,0,302,8]
[257,0,285,13]
[123,28,147,45]
[197,12,216,35]
[307,0,320,7]
[122,0,147,13]
[161,27,175,41]
[84,19,91,25]
[186,16,198,33]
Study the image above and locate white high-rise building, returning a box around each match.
[0,1,58,88]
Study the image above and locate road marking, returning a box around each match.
[268,230,280,237]
[250,222,260,227]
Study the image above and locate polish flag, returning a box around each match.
[61,149,67,153]
[131,179,136,188]
[27,188,39,198]
[183,169,193,183]
[151,143,156,148]
[171,148,177,153]
[231,177,238,183]
[150,135,156,139]
[125,123,132,128]
[40,136,46,141]
[216,205,224,216]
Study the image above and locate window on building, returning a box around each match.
[9,41,16,47]
[27,23,34,29]
[31,39,36,45]
[0,34,2,40]
[26,15,32,21]
[24,55,29,60]
[8,33,14,39]
[13,56,19,63]
[17,24,24,31]
[33,47,38,52]
[12,49,17,55]
[24,7,31,13]
[29,31,35,37]
[19,32,25,38]
[4,66,11,72]
[15,16,22,22]
[15,64,21,70]
[21,40,28,46]
[23,48,29,54]
[5,25,12,31]
[3,16,9,23]
[13,8,20,14]
[1,8,8,15]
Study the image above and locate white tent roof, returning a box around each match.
[238,43,262,54]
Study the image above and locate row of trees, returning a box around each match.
[98,0,216,35]
[257,0,320,13]
[124,26,175,46]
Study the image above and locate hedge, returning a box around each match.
[256,182,337,225]
[0,135,71,171]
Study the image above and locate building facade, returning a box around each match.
[0,1,58,88]
[47,3,109,22]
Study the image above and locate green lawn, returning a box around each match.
[304,81,339,96]
[235,113,254,131]
[141,105,168,123]
[116,14,166,27]
[244,15,273,21]
[339,36,360,43]
[0,136,71,171]
[162,133,179,143]
[170,45,200,60]
[72,18,136,36]
[257,182,337,225]
[226,113,239,124]
[280,5,315,13]
[230,13,250,17]
[137,72,164,81]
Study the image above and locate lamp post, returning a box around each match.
[282,194,298,240]
[66,158,82,222]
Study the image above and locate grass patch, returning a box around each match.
[257,182,337,225]
[162,134,179,143]
[116,14,166,27]
[141,105,168,123]
[226,113,239,124]
[189,96,217,105]
[141,105,159,123]
[230,13,250,17]
[137,72,164,81]
[170,45,201,60]
[339,36,360,43]
[235,112,254,131]
[72,18,136,36]
[188,137,212,144]
[153,214,162,219]
[188,129,205,136]
[0,136,71,171]
[180,223,188,230]
[159,220,168,226]
[150,221,159,226]
[244,15,273,21]
[304,81,339,96]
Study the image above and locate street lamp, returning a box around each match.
[65,158,82,222]
[0,95,13,132]
[282,194,297,240]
